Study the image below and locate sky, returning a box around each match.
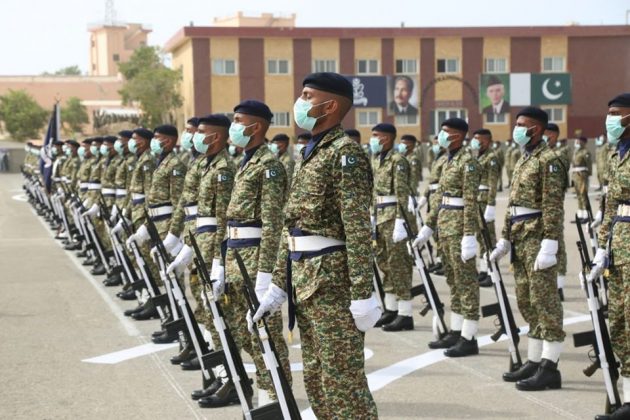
[1,0,628,75]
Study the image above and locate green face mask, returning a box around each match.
[78,146,86,159]
[512,126,532,147]
[268,143,279,155]
[114,140,124,156]
[128,139,138,154]
[100,144,109,156]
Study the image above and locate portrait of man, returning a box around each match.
[482,75,510,115]
[388,75,418,115]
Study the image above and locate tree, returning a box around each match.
[61,96,89,135]
[118,46,182,128]
[41,65,82,76]
[0,89,48,141]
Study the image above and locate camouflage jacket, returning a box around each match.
[279,151,295,190]
[75,157,93,199]
[85,156,103,206]
[423,152,447,214]
[226,144,287,274]
[146,150,186,233]
[572,146,592,177]
[196,149,236,259]
[405,150,423,194]
[101,154,121,207]
[372,147,413,224]
[477,149,499,206]
[501,141,565,242]
[61,156,80,188]
[596,144,609,178]
[494,144,505,166]
[270,125,374,301]
[127,150,156,227]
[427,147,480,238]
[170,155,204,237]
[508,146,522,169]
[114,153,136,210]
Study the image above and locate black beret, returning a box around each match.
[486,75,503,87]
[303,72,353,101]
[578,136,588,142]
[154,124,178,138]
[81,138,92,145]
[472,128,492,137]
[65,140,79,148]
[272,133,290,142]
[233,100,273,122]
[102,135,117,144]
[297,132,313,141]
[344,129,360,138]
[198,114,231,128]
[546,123,560,133]
[187,117,200,127]
[118,130,133,139]
[52,140,64,146]
[90,137,103,144]
[372,123,397,135]
[442,118,469,133]
[401,134,417,143]
[516,107,548,126]
[608,93,630,107]
[133,128,154,141]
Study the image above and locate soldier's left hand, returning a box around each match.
[127,224,150,248]
[533,239,558,271]
[252,284,287,323]
[350,293,382,332]
[81,203,99,218]
[590,210,603,229]
[483,205,496,222]
[407,196,417,213]
[460,235,478,262]
[163,232,183,257]
[392,218,407,243]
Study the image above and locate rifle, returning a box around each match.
[398,204,448,340]
[478,206,522,373]
[371,206,385,310]
[188,233,261,418]
[410,195,436,267]
[573,215,620,415]
[233,249,302,420]
[585,195,609,311]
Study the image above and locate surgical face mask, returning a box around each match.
[64,147,72,157]
[492,142,498,149]
[293,98,330,131]
[606,114,629,140]
[192,132,212,154]
[574,142,581,149]
[128,139,138,154]
[268,143,279,155]
[114,140,124,155]
[512,126,532,147]
[431,144,441,155]
[542,135,549,144]
[596,136,605,147]
[437,130,451,149]
[51,147,58,156]
[469,138,481,151]
[369,137,383,154]
[556,142,561,149]
[150,137,163,154]
[181,132,194,151]
[397,143,407,154]
[229,122,255,148]
[90,145,100,156]
[100,144,109,156]
[295,144,305,155]
[228,144,237,156]
[608,133,620,146]
[78,146,86,159]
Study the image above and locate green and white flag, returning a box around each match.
[509,73,571,106]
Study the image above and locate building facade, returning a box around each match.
[165,24,630,142]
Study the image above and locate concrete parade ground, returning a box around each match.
[0,172,611,420]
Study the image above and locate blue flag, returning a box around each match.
[39,103,60,193]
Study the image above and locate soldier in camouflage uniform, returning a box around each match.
[178,117,199,167]
[591,93,630,420]
[255,72,379,419]
[490,107,565,391]
[507,139,522,187]
[596,134,609,190]
[572,136,592,223]
[269,133,295,189]
[493,140,505,192]
[369,123,415,332]
[470,129,499,288]
[399,134,423,196]
[414,118,481,357]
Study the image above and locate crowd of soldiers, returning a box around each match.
[19,72,630,419]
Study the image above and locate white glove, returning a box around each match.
[210,258,225,299]
[484,205,496,223]
[166,244,193,274]
[590,210,603,229]
[412,225,433,248]
[252,283,287,323]
[489,238,510,262]
[82,199,89,208]
[111,218,125,235]
[57,187,64,195]
[461,235,478,262]
[82,203,99,218]
[579,271,586,291]
[163,232,182,257]
[589,248,607,281]
[350,293,382,332]
[533,239,558,271]
[255,272,272,301]
[417,195,428,209]
[110,205,119,224]
[407,196,417,213]
[126,224,150,249]
[392,218,407,243]
[247,309,255,334]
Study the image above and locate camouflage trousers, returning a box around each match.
[573,173,589,210]
[192,229,222,346]
[557,232,567,276]
[608,264,630,377]
[512,235,565,342]
[91,217,112,254]
[375,219,413,300]
[439,234,479,320]
[225,246,291,396]
[296,279,378,419]
[506,167,514,186]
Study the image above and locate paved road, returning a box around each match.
[0,173,608,419]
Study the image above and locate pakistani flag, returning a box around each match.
[509,73,571,106]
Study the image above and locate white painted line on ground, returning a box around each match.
[11,193,27,201]
[82,342,179,364]
[300,314,591,419]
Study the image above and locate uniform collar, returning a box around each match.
[524,139,545,158]
[303,125,342,160]
[379,147,394,163]
[240,143,264,169]
[448,147,462,162]
[618,137,630,160]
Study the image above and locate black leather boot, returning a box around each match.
[191,379,223,401]
[503,360,540,382]
[516,359,561,391]
[124,303,145,317]
[117,289,136,301]
[478,273,493,287]
[428,330,460,349]
[374,310,398,328]
[91,263,106,275]
[558,288,565,302]
[82,257,96,266]
[170,346,196,365]
[595,402,630,420]
[198,380,239,408]
[153,329,179,345]
[131,300,159,320]
[382,315,414,332]
[103,273,122,286]
[444,337,479,357]
[181,356,201,371]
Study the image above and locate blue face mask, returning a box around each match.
[128,139,138,154]
[469,138,481,151]
[606,114,629,141]
[78,146,86,159]
[90,145,100,156]
[100,144,109,156]
[114,140,124,155]
[437,130,451,149]
[397,143,408,154]
[431,144,441,155]
[512,126,532,147]
[268,143,279,155]
[150,138,163,154]
[229,122,255,148]
[369,137,383,154]
[181,132,194,151]
[192,132,211,154]
[228,144,237,156]
[293,98,330,131]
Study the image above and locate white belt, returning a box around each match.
[102,188,116,195]
[441,196,464,206]
[131,193,145,200]
[510,206,541,217]
[61,176,68,182]
[376,195,397,205]
[617,204,630,217]
[571,166,588,172]
[229,226,262,239]
[79,182,89,189]
[429,183,439,191]
[148,205,174,218]
[88,183,102,190]
[185,205,198,217]
[64,179,72,184]
[115,188,127,197]
[478,184,490,191]
[52,177,61,182]
[196,216,217,228]
[603,186,609,194]
[288,235,345,252]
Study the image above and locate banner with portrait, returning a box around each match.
[479,73,510,118]
[386,75,419,116]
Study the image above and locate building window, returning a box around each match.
[484,58,507,73]
[542,56,565,72]
[356,59,379,75]
[271,112,291,127]
[485,112,507,124]
[395,114,419,126]
[542,107,565,123]
[112,54,120,62]
[358,109,380,126]
[313,59,337,72]
[434,109,467,134]
[436,58,459,74]
[212,59,237,75]
[267,59,290,75]
[395,59,418,74]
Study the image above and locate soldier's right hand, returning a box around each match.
[588,248,608,281]
[350,293,382,332]
[210,259,225,298]
[252,283,287,323]
[166,244,193,274]
[489,238,510,262]
[417,196,428,209]
[590,210,603,229]
[412,225,433,248]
